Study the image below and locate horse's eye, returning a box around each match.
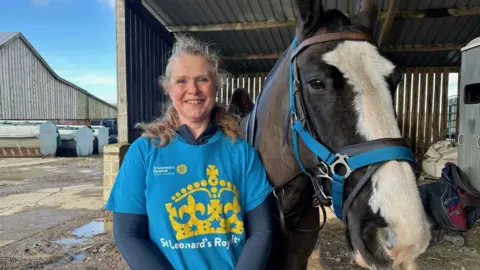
[308,79,325,90]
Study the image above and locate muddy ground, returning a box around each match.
[0,157,479,270]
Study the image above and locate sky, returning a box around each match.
[0,0,459,106]
[0,0,117,104]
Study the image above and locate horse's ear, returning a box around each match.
[350,0,378,33]
[294,0,324,36]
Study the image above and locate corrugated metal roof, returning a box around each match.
[0,32,19,46]
[143,0,480,72]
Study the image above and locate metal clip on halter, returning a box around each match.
[329,153,352,179]
[311,162,333,207]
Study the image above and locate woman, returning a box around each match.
[105,35,274,270]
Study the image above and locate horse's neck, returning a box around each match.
[253,52,309,187]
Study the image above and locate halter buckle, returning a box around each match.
[330,153,352,179]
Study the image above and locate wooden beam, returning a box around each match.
[378,6,480,20]
[221,44,465,60]
[378,0,401,48]
[384,43,467,52]
[116,0,128,144]
[222,53,282,60]
[166,19,296,32]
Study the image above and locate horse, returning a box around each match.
[226,87,254,118]
[227,0,431,269]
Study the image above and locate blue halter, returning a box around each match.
[288,35,416,221]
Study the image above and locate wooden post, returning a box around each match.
[116,0,128,143]
[440,69,449,140]
[417,68,427,155]
[249,74,255,101]
[411,68,420,153]
[404,70,412,140]
[425,68,435,151]
[397,75,405,135]
[378,0,401,48]
[432,68,442,143]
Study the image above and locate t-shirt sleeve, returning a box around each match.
[244,144,273,212]
[105,137,149,215]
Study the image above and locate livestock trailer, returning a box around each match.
[458,37,480,191]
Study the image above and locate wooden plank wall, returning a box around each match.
[216,73,268,106]
[394,67,459,156]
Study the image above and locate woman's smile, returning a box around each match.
[185,99,204,105]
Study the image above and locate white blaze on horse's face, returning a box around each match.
[322,41,431,267]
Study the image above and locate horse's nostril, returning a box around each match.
[381,228,397,249]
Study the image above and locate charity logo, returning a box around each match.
[176,164,188,175]
[165,165,244,241]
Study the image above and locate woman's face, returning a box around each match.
[167,53,217,126]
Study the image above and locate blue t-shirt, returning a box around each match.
[105,129,272,270]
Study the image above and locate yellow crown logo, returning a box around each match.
[165,165,243,240]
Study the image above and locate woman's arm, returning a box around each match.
[235,199,273,270]
[113,212,174,270]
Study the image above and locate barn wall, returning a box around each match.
[122,0,174,143]
[0,37,117,120]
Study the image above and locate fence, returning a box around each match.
[216,73,268,106]
[393,67,460,156]
[218,68,460,156]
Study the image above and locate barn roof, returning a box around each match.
[0,32,18,46]
[141,0,480,73]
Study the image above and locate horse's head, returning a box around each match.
[227,87,254,118]
[290,0,430,268]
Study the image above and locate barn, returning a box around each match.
[0,32,117,125]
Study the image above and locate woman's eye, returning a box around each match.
[308,79,325,90]
[176,79,186,84]
[198,77,209,83]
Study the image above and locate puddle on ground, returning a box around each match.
[54,238,86,246]
[71,252,86,264]
[54,218,105,247]
[72,218,105,238]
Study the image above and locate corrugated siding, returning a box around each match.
[0,37,117,120]
[152,0,374,26]
[125,0,174,142]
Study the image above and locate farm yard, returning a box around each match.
[0,157,479,270]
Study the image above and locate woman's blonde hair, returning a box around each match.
[137,35,241,147]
